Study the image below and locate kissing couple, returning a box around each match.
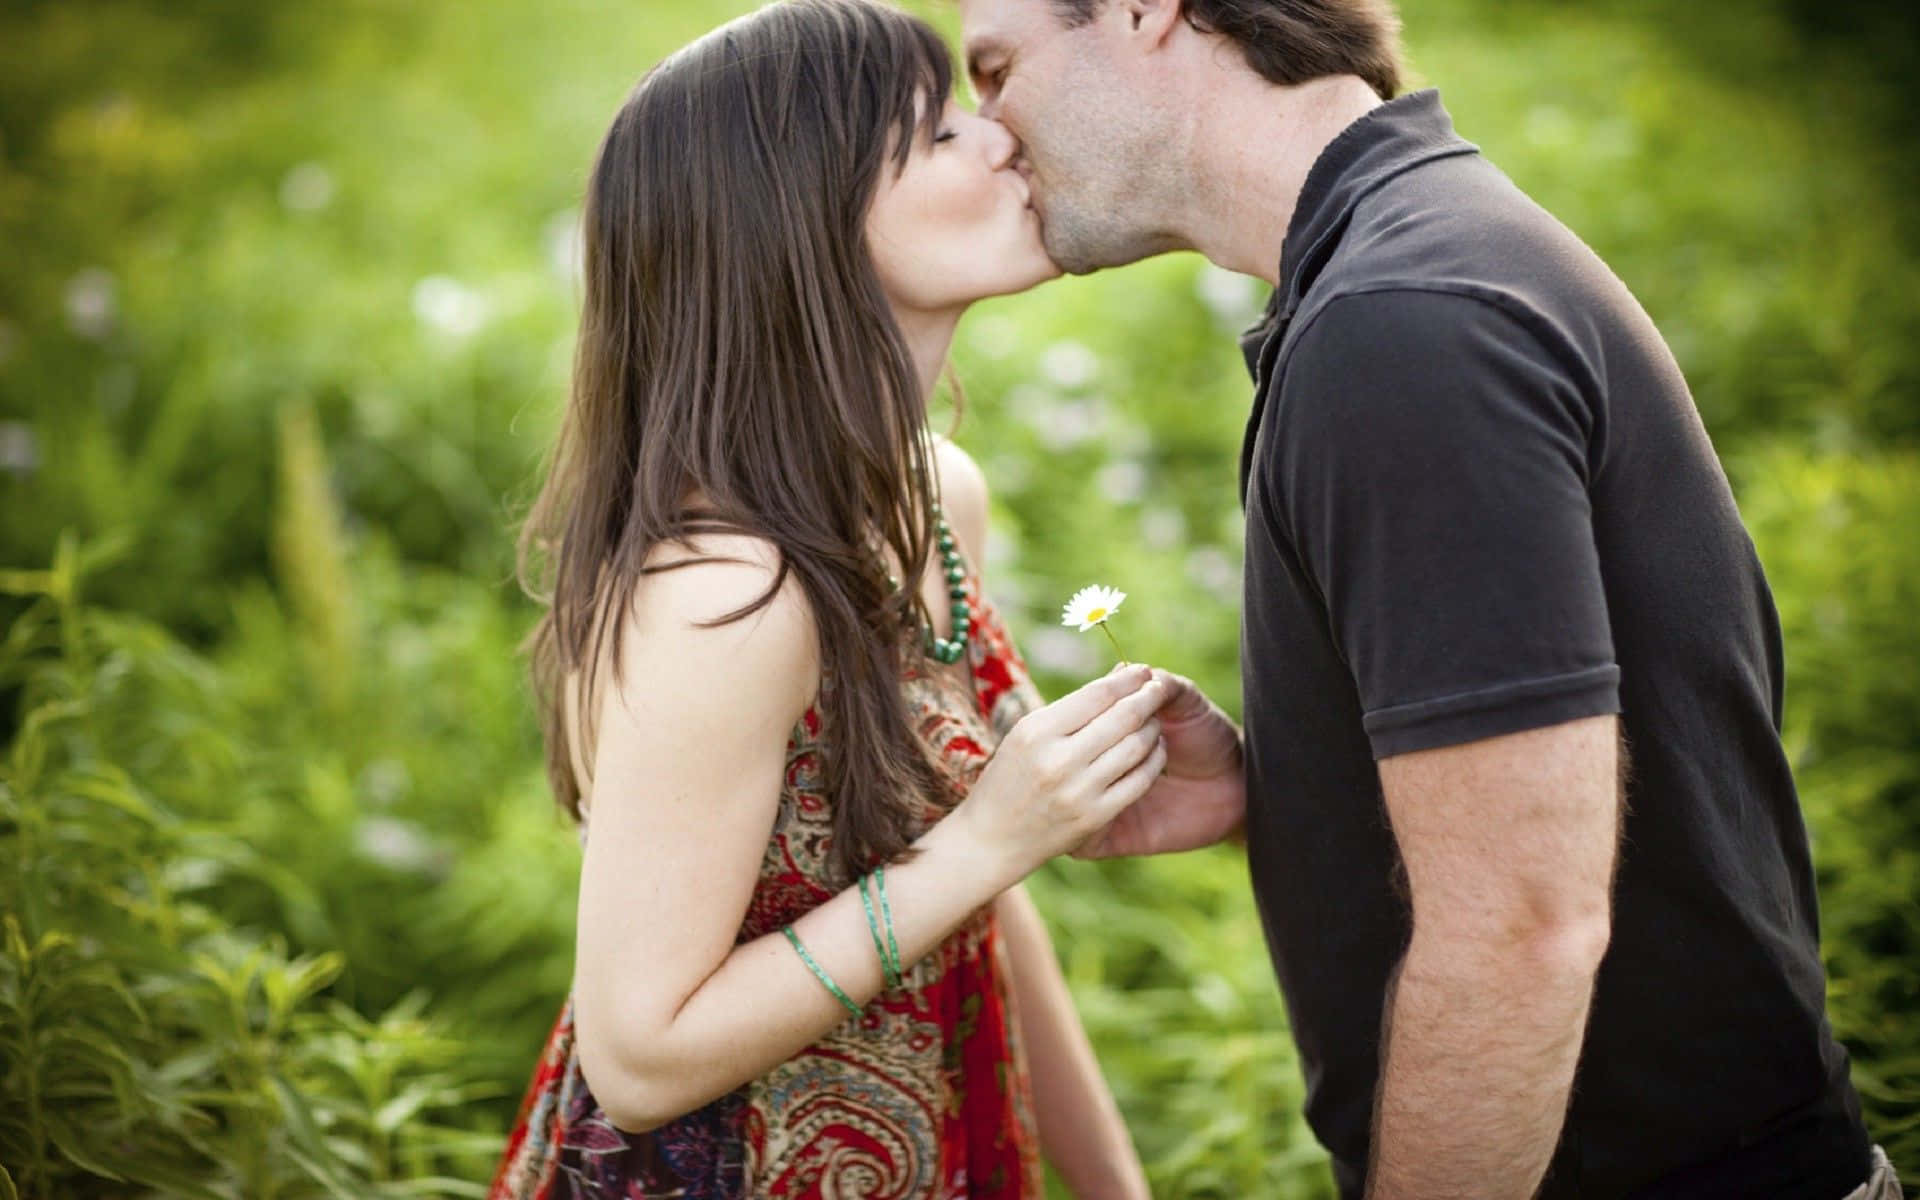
[489,0,1899,1196]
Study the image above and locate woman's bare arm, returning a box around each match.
[570,531,1167,1132]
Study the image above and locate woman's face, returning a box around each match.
[866,96,1060,318]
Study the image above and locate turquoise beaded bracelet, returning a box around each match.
[876,866,903,985]
[782,924,860,1016]
[858,873,902,990]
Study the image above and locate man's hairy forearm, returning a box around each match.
[1366,919,1608,1199]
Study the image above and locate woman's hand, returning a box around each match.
[946,664,1168,883]
[1073,668,1245,859]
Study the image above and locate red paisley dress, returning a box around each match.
[489,552,1048,1199]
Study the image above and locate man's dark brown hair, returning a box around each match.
[1053,0,1405,99]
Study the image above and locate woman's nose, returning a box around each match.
[981,115,1019,170]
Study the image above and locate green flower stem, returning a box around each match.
[1097,620,1128,665]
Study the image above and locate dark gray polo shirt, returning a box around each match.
[1237,89,1870,1198]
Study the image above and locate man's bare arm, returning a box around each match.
[1367,714,1622,1199]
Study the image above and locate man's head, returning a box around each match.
[959,0,1405,273]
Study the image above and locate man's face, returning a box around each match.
[959,0,1164,273]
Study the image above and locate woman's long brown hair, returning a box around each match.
[518,0,961,885]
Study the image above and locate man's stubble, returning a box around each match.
[1024,72,1185,276]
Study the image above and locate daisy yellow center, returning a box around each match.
[1086,607,1108,623]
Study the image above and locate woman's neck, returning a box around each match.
[894,304,963,401]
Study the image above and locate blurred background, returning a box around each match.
[2,0,1916,1195]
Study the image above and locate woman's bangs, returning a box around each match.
[880,13,955,171]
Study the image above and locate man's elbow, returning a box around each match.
[1421,887,1612,982]
[1517,901,1612,981]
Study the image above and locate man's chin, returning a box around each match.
[1048,241,1162,277]
[1040,217,1165,276]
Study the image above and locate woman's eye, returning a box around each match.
[934,129,958,144]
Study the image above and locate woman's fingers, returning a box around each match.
[1068,673,1166,761]
[1097,734,1168,820]
[959,664,1176,869]
[1028,664,1154,738]
[1085,718,1163,791]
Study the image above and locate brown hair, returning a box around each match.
[518,0,960,885]
[1054,0,1404,99]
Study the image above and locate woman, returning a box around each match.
[490,1,1226,1195]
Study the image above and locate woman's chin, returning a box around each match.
[1016,236,1065,287]
[1001,260,1064,298]
[965,250,1064,302]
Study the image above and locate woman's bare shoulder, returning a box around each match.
[930,434,990,567]
[577,532,817,765]
[569,529,816,820]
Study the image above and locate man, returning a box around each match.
[959,0,1903,1194]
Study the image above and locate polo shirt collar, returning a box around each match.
[1235,90,1478,507]
[1237,89,1480,378]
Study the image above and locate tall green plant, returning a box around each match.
[0,537,502,1198]
[1735,446,1920,1167]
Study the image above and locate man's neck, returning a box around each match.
[1175,74,1384,287]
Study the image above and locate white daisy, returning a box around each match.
[1061,584,1127,632]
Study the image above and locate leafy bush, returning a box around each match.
[0,538,505,1198]
[1736,446,1920,1167]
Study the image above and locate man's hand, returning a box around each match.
[1073,669,1245,858]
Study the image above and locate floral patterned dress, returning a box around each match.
[489,553,1048,1199]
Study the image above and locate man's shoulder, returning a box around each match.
[1345,146,1577,263]
[1276,283,1585,408]
[1302,152,1636,353]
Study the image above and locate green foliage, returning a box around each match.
[1028,854,1330,1198]
[0,0,1915,1194]
[0,540,503,1197]
[1736,446,1920,1167]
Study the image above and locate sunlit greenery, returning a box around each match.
[2,0,1915,1195]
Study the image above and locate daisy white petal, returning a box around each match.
[1060,584,1127,632]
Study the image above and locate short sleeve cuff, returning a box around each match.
[1363,664,1622,760]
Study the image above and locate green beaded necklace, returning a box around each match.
[884,503,970,665]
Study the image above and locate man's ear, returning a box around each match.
[1119,0,1183,48]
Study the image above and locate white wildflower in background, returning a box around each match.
[544,210,583,285]
[1039,339,1100,389]
[1025,626,1099,676]
[1139,506,1187,551]
[355,816,444,875]
[1196,263,1263,328]
[412,275,489,338]
[280,162,337,213]
[0,422,39,477]
[1096,458,1148,505]
[65,268,117,340]
[967,314,1020,361]
[1185,545,1239,601]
